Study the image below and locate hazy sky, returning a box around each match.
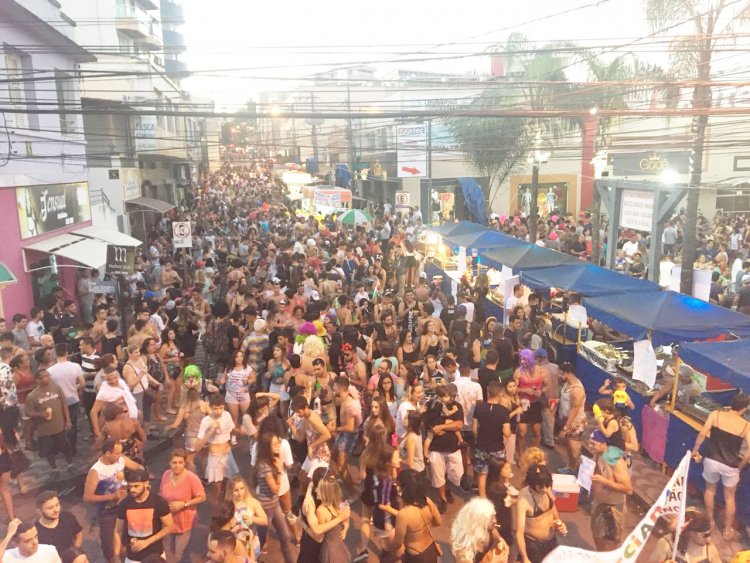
[181,0,656,108]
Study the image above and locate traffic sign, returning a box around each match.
[396,124,427,178]
[173,221,193,248]
[395,192,411,210]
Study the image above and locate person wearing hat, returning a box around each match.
[115,468,174,562]
[588,429,633,551]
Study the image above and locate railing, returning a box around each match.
[89,188,116,213]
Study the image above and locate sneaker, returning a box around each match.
[437,498,447,514]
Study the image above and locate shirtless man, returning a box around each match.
[588,430,633,551]
[288,395,332,481]
[91,305,108,347]
[194,394,239,498]
[334,376,361,484]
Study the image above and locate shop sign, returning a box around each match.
[612,151,690,176]
[89,279,118,294]
[172,221,193,248]
[106,245,136,276]
[16,182,92,240]
[134,114,157,152]
[620,190,654,232]
[395,192,410,210]
[122,168,141,201]
[396,124,427,178]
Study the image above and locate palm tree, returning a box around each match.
[645,0,750,293]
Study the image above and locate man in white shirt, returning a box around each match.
[47,343,84,456]
[457,294,475,324]
[25,307,45,349]
[622,235,639,269]
[567,294,589,327]
[1,520,62,563]
[449,362,483,486]
[148,302,166,345]
[504,284,524,316]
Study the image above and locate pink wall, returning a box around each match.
[0,187,92,321]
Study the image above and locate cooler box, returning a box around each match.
[552,473,580,512]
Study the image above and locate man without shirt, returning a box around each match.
[333,375,361,484]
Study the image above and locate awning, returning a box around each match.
[0,262,17,285]
[74,226,142,247]
[24,233,107,270]
[678,340,750,393]
[126,197,175,214]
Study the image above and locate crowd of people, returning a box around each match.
[0,162,738,563]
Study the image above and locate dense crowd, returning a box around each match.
[0,163,737,563]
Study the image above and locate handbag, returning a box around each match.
[9,449,31,478]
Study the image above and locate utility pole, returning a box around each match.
[529,163,539,244]
[346,83,355,169]
[310,92,319,163]
[427,118,433,224]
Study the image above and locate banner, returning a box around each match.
[543,450,690,562]
[16,182,91,239]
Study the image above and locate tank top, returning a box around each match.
[705,411,749,468]
[185,403,204,441]
[604,416,626,451]
[92,457,125,514]
[400,432,425,472]
[517,367,543,403]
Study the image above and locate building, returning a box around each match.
[63,0,216,240]
[0,0,100,320]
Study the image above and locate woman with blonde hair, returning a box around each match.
[315,476,351,563]
[225,475,267,560]
[451,497,508,563]
[519,447,547,485]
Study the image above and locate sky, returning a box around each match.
[180,0,657,109]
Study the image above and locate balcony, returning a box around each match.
[165,58,189,77]
[116,5,151,38]
[160,0,185,24]
[162,28,186,53]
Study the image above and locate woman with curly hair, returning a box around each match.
[514,349,545,457]
[451,497,508,563]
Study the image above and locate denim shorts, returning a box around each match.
[336,431,359,455]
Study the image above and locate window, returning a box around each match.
[4,51,27,128]
[55,71,77,134]
[154,89,166,129]
[117,32,135,55]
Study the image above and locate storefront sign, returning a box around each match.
[620,190,654,232]
[396,124,427,178]
[122,168,141,201]
[172,221,193,248]
[16,182,91,239]
[612,151,690,176]
[134,115,157,152]
[106,245,136,276]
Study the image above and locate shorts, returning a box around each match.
[166,363,181,380]
[428,449,464,489]
[521,400,543,424]
[302,456,329,478]
[38,432,70,460]
[473,448,505,475]
[270,382,289,401]
[125,554,165,563]
[703,456,741,488]
[461,431,475,449]
[0,451,10,475]
[205,451,239,483]
[524,535,558,563]
[336,431,359,455]
[224,391,250,405]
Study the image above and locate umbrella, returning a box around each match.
[337,209,373,225]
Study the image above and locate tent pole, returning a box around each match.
[669,355,682,413]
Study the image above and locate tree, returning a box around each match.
[446,89,532,207]
[645,0,750,293]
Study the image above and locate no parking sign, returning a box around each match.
[173,221,192,248]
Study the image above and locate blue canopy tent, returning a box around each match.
[429,220,488,238]
[458,178,489,225]
[678,340,750,393]
[482,244,580,271]
[521,263,661,296]
[584,291,750,346]
[444,230,527,251]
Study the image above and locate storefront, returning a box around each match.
[0,182,140,319]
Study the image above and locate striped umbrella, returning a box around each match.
[337,209,373,225]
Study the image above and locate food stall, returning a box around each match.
[579,290,750,449]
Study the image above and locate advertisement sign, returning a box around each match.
[395,192,410,210]
[106,245,136,276]
[612,151,690,176]
[172,221,193,249]
[122,168,141,201]
[16,182,92,240]
[134,115,157,152]
[396,123,427,178]
[313,191,343,209]
[620,190,654,232]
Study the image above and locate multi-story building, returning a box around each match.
[0,0,105,320]
[64,0,216,239]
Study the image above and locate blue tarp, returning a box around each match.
[521,264,661,296]
[335,164,352,188]
[584,291,750,346]
[458,178,489,226]
[678,340,750,393]
[431,221,488,238]
[444,230,527,251]
[482,244,580,270]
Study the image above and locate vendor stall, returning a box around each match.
[482,244,580,271]
[443,230,526,252]
[521,263,661,296]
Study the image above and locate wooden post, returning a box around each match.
[669,355,682,413]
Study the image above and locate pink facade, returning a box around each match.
[0,187,92,321]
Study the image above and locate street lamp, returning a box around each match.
[528,136,552,244]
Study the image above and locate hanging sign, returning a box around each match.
[106,245,136,276]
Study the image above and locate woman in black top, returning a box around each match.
[297,466,350,563]
[397,330,421,367]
